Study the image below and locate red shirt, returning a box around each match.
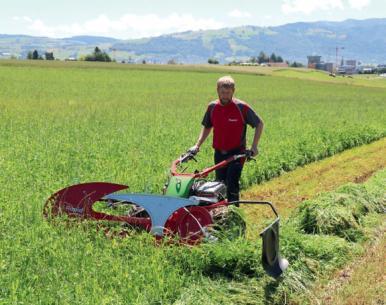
[201,99,261,151]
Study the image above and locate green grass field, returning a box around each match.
[0,60,385,304]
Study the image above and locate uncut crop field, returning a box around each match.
[0,61,385,304]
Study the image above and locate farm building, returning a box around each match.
[307,55,334,72]
[307,55,322,67]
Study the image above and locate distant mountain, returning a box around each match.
[1,18,385,64]
[64,36,119,44]
[0,34,120,59]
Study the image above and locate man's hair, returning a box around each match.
[217,76,235,89]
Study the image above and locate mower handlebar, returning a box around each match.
[224,150,255,162]
[171,149,255,177]
[179,150,198,164]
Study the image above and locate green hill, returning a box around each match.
[1,18,385,64]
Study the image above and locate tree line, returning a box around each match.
[26,47,112,62]
[26,46,305,67]
[250,51,284,64]
[27,50,55,60]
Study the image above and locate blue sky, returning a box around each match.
[1,0,385,39]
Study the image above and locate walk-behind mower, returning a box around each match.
[44,150,288,278]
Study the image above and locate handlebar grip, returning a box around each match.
[179,151,198,163]
[244,150,256,162]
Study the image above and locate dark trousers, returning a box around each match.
[214,149,244,203]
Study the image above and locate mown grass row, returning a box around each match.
[169,169,386,304]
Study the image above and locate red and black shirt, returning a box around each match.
[201,98,261,151]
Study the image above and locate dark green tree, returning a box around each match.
[84,46,111,62]
[168,59,177,64]
[208,58,219,64]
[32,50,39,60]
[45,52,55,60]
[290,61,304,68]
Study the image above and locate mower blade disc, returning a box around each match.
[44,182,128,218]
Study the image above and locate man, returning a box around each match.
[190,76,264,202]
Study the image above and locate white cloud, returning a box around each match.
[12,16,33,22]
[281,0,372,14]
[282,0,344,14]
[11,13,224,39]
[348,0,371,9]
[228,9,252,18]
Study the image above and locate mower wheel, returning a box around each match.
[176,206,213,244]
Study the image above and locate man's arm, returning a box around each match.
[193,127,212,151]
[243,104,263,157]
[250,120,264,156]
[190,103,214,153]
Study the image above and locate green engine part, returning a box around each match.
[165,175,195,198]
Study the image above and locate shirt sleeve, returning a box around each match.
[201,104,213,128]
[245,107,261,128]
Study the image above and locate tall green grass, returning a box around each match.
[0,62,385,304]
[0,62,384,195]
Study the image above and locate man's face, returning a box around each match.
[217,86,235,104]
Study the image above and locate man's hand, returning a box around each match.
[188,145,200,155]
[250,145,259,157]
